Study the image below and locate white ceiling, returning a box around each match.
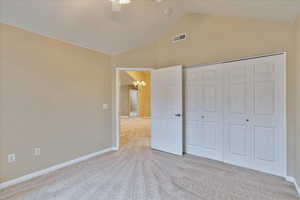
[1,0,300,55]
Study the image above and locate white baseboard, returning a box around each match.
[0,147,115,190]
[112,146,119,151]
[286,176,300,196]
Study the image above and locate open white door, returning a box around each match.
[151,65,183,155]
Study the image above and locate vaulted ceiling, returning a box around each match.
[1,0,300,55]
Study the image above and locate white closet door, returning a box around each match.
[223,61,252,167]
[184,64,223,161]
[151,66,183,155]
[224,55,285,176]
[251,55,285,176]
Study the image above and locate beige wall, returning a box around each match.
[112,14,297,177]
[120,85,130,116]
[0,24,113,182]
[142,72,151,117]
[126,71,151,117]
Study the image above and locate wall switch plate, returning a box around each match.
[8,154,16,163]
[102,104,109,110]
[34,148,41,156]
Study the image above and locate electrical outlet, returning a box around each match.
[34,148,41,156]
[8,154,16,163]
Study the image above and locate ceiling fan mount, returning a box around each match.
[110,0,165,12]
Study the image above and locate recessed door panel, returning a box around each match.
[185,121,203,147]
[203,122,217,150]
[229,83,246,114]
[254,82,275,115]
[203,85,216,112]
[229,124,248,156]
[185,86,201,120]
[254,126,276,162]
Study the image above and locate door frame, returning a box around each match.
[151,65,183,155]
[114,67,153,150]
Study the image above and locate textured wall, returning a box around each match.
[120,85,130,116]
[112,14,297,177]
[0,24,113,182]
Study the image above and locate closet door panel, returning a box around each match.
[250,56,284,176]
[184,68,203,150]
[223,62,252,167]
[201,67,223,159]
[184,65,223,161]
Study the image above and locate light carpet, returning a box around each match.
[0,118,299,200]
[120,117,151,146]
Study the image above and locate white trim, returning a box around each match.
[115,67,153,150]
[0,147,115,190]
[120,115,130,119]
[282,52,288,177]
[115,67,153,71]
[186,52,286,69]
[111,147,119,151]
[115,69,120,150]
[0,22,114,55]
[286,176,300,196]
[143,116,152,119]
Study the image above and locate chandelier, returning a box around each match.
[133,81,146,87]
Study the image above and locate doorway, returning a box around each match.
[116,68,152,149]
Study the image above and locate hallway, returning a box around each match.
[120,117,151,146]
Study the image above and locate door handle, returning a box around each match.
[175,114,181,117]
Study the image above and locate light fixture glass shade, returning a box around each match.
[133,80,146,87]
[110,0,131,4]
[140,81,146,86]
[119,0,131,4]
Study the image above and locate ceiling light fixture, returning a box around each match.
[110,0,131,4]
[133,81,146,87]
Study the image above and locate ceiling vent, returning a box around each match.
[172,33,187,43]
